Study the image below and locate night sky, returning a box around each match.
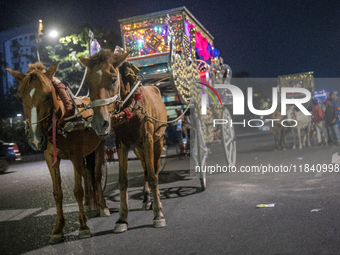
[1,0,340,79]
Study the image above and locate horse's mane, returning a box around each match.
[28,62,46,73]
[88,49,115,69]
[19,62,52,97]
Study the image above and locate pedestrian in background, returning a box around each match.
[312,99,328,146]
[325,98,338,145]
[329,91,340,141]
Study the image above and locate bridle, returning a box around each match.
[24,112,53,134]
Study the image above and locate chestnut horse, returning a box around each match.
[6,62,109,244]
[80,50,167,232]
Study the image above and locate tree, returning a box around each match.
[40,24,120,95]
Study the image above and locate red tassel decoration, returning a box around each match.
[123,108,133,119]
[134,93,142,101]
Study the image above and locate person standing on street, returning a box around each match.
[312,99,328,146]
[329,92,340,141]
[325,98,339,145]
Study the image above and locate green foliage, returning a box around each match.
[40,24,120,95]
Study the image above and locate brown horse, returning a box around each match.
[80,50,167,232]
[6,62,109,244]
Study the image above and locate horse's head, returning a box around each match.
[6,62,60,151]
[80,50,130,136]
[286,105,296,120]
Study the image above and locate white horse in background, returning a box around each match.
[286,105,312,150]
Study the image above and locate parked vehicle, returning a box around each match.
[0,140,21,172]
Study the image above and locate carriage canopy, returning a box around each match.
[118,7,218,62]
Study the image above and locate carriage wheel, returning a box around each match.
[221,107,236,167]
[193,117,207,190]
[159,137,167,172]
[101,155,108,191]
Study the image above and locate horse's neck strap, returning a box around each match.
[121,81,141,106]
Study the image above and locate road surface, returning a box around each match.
[0,131,340,255]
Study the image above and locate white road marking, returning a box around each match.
[0,208,41,222]
[35,203,79,216]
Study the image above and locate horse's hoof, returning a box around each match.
[49,234,63,244]
[113,220,128,233]
[100,208,110,217]
[153,216,166,228]
[79,229,92,239]
[142,201,152,210]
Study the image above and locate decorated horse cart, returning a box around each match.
[277,72,315,150]
[117,7,237,189]
[4,7,237,242]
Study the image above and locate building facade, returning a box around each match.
[0,23,38,96]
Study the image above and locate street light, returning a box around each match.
[49,30,58,38]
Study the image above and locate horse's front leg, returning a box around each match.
[302,132,307,147]
[292,129,296,150]
[273,132,278,150]
[298,128,302,149]
[113,142,129,233]
[281,129,286,150]
[307,125,311,147]
[144,123,166,228]
[134,147,151,210]
[94,140,110,217]
[72,157,91,239]
[82,158,91,213]
[44,150,65,244]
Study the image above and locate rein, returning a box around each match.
[84,65,189,125]
[64,69,122,121]
[25,112,52,127]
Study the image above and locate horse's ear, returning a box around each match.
[6,68,25,81]
[45,61,61,79]
[79,57,90,68]
[112,52,130,68]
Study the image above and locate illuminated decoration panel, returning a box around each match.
[122,14,183,57]
[119,7,218,60]
[314,90,327,97]
[314,90,328,104]
[184,16,219,62]
[278,72,315,99]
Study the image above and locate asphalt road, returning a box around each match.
[1,131,340,255]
